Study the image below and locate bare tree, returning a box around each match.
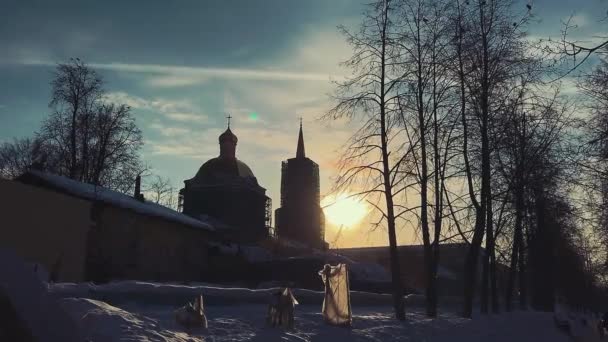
[49,58,103,180]
[577,55,608,278]
[548,14,608,75]
[325,0,411,320]
[493,80,572,311]
[0,137,47,179]
[89,103,144,192]
[145,175,177,209]
[41,60,144,193]
[2,58,144,194]
[394,0,459,317]
[450,0,531,318]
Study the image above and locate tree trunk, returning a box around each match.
[81,110,89,182]
[69,99,79,179]
[481,189,495,314]
[416,34,433,318]
[457,38,483,317]
[464,0,491,318]
[481,231,489,314]
[518,232,527,309]
[490,217,500,313]
[463,210,485,318]
[505,193,522,312]
[428,26,445,318]
[379,1,405,320]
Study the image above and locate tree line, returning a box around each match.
[327,0,608,319]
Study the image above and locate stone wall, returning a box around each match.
[0,179,90,282]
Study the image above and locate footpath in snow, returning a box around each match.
[49,281,591,342]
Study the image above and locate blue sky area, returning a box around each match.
[0,0,606,246]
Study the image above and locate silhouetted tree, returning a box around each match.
[325,0,410,320]
[450,0,531,318]
[49,58,103,180]
[1,58,144,194]
[493,80,572,311]
[0,137,48,179]
[394,0,458,317]
[578,53,608,278]
[145,174,177,209]
[557,16,608,73]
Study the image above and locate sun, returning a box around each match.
[321,193,369,227]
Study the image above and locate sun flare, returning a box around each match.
[321,193,369,227]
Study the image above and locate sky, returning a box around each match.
[0,0,606,247]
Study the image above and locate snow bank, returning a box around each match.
[0,248,83,342]
[60,298,194,341]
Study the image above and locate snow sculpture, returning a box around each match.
[319,263,352,326]
[266,287,298,328]
[174,294,208,329]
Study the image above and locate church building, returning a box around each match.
[179,121,272,242]
[275,122,327,249]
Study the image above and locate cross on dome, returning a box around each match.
[226,114,232,128]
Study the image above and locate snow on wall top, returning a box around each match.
[24,170,215,232]
[49,280,401,307]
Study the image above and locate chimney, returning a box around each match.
[134,175,144,201]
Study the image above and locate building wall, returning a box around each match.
[183,185,268,242]
[90,205,211,282]
[0,179,90,282]
[336,244,479,296]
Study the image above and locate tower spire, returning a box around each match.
[296,117,305,159]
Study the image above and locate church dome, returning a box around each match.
[194,157,257,182]
[186,125,260,188]
[219,127,238,144]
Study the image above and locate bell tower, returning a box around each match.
[275,120,327,249]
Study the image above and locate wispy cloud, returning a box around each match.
[148,122,191,137]
[103,91,207,123]
[145,74,209,87]
[165,112,207,123]
[16,59,339,86]
[146,127,222,159]
[92,62,336,82]
[147,140,214,159]
[102,92,151,109]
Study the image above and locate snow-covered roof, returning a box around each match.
[21,170,215,232]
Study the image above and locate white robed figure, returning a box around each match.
[319,263,352,326]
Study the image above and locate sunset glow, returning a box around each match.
[321,193,369,227]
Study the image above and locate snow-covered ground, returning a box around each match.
[58,299,584,342]
[49,281,600,341]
